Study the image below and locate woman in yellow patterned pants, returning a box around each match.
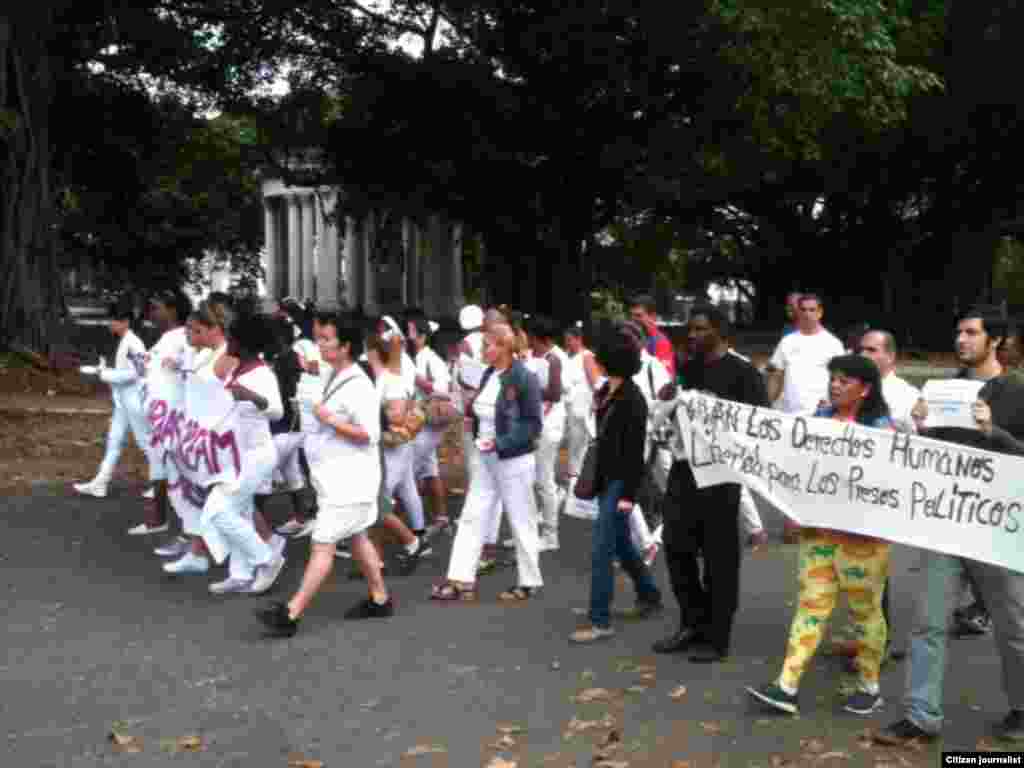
[747,354,894,716]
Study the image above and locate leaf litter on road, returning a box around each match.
[403,744,448,756]
[573,687,614,704]
[287,757,324,768]
[108,730,142,754]
[669,685,688,700]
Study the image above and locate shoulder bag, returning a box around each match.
[574,396,617,500]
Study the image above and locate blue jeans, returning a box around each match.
[905,550,1024,734]
[588,480,661,629]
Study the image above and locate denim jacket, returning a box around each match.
[470,360,543,459]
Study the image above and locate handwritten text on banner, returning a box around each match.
[669,393,1023,574]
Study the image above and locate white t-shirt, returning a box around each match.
[473,369,502,442]
[305,364,382,505]
[464,331,484,360]
[102,330,148,409]
[147,326,189,376]
[414,346,451,397]
[882,372,921,433]
[770,329,845,414]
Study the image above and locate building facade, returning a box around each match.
[263,179,466,316]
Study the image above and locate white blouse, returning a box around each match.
[101,330,148,409]
[473,369,503,442]
[305,363,382,505]
[414,346,451,396]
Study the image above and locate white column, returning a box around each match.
[318,191,340,307]
[263,202,277,299]
[362,210,377,313]
[343,215,360,309]
[301,194,316,301]
[287,195,302,299]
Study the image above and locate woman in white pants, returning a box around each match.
[74,297,151,499]
[409,316,453,529]
[199,312,287,595]
[431,324,544,601]
[366,331,431,565]
[130,289,193,536]
[526,315,566,552]
[563,326,602,498]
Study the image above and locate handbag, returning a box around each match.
[422,358,461,428]
[574,397,617,500]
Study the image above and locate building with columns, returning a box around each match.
[263,178,467,316]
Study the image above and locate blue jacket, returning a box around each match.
[471,360,543,459]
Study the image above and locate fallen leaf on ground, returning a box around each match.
[817,752,852,761]
[600,730,621,746]
[672,762,692,768]
[178,735,203,752]
[496,724,524,735]
[573,687,613,703]
[594,762,629,768]
[109,731,142,754]
[287,758,324,768]
[976,739,1000,752]
[669,685,687,700]
[491,735,517,750]
[770,757,796,768]
[640,673,656,681]
[485,758,516,768]
[404,744,448,756]
[800,738,827,754]
[700,721,724,734]
[565,714,615,735]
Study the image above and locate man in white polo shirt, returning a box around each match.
[765,294,844,415]
[858,329,920,433]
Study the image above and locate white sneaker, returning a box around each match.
[335,543,352,559]
[275,519,304,536]
[162,552,210,574]
[127,522,170,536]
[248,554,286,594]
[73,480,108,498]
[141,487,155,500]
[153,537,191,558]
[296,520,316,539]
[209,577,254,595]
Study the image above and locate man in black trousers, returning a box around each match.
[654,304,769,663]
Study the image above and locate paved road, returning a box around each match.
[1,485,1013,767]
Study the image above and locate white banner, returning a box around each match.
[667,393,1024,574]
[145,371,243,515]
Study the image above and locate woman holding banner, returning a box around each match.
[127,289,192,536]
[747,354,893,717]
[199,312,287,596]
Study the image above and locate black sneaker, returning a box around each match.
[746,682,799,714]
[844,690,884,715]
[996,710,1024,742]
[344,596,395,620]
[256,601,299,638]
[873,719,937,746]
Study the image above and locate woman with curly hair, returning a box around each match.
[747,354,893,716]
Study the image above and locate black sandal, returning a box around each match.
[498,586,537,601]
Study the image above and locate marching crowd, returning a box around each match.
[71,289,1024,745]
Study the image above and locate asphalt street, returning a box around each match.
[1,483,1014,767]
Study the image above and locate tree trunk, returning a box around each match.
[0,16,64,353]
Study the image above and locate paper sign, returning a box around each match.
[667,392,1024,574]
[921,379,984,430]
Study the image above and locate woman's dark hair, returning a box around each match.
[528,315,559,342]
[152,289,193,326]
[109,297,135,322]
[595,330,642,378]
[315,309,365,360]
[227,312,276,360]
[366,333,393,365]
[410,315,432,338]
[827,354,890,425]
[689,303,731,337]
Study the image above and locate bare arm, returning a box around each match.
[765,368,784,404]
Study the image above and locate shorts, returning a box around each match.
[412,427,444,481]
[312,501,377,545]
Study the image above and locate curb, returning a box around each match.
[0,407,112,416]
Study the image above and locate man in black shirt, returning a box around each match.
[653,304,769,663]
